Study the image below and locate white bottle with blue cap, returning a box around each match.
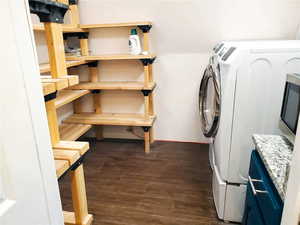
[129,28,142,55]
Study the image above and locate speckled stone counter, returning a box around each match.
[252,134,293,200]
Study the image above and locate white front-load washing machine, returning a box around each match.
[199,40,300,222]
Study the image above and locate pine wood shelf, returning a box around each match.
[55,90,90,108]
[33,24,87,33]
[42,75,79,87]
[43,82,56,96]
[66,54,156,61]
[64,113,156,127]
[40,60,91,74]
[54,149,80,165]
[41,77,69,91]
[80,21,152,29]
[70,81,156,91]
[59,123,92,141]
[53,140,90,155]
[55,160,69,178]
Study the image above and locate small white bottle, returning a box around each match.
[129,29,142,55]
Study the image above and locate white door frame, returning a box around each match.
[0,0,63,224]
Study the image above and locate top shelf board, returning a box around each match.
[33,24,87,33]
[80,21,152,29]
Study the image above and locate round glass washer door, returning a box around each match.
[199,63,221,138]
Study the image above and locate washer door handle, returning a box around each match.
[248,176,268,195]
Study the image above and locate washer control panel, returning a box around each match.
[213,43,224,53]
[222,47,236,61]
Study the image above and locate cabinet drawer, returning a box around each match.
[248,151,283,225]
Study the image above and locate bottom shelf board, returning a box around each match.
[59,123,92,141]
[64,113,156,127]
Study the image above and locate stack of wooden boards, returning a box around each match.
[30,0,157,224]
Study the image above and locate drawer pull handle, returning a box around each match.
[248,176,268,195]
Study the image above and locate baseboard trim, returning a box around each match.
[155,139,209,145]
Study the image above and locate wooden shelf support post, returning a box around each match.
[138,25,152,52]
[140,58,156,88]
[149,92,155,143]
[70,164,93,225]
[88,61,99,83]
[141,90,151,119]
[45,92,60,146]
[80,33,90,56]
[142,90,155,144]
[142,127,151,154]
[63,32,90,56]
[44,23,68,78]
[69,0,80,26]
[140,57,156,146]
[29,0,69,78]
[88,62,103,140]
[67,66,84,114]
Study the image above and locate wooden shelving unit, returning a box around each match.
[30,0,157,223]
[63,22,157,152]
[30,0,93,224]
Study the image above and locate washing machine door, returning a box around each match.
[199,61,221,137]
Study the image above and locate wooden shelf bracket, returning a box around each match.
[137,25,152,33]
[140,57,156,66]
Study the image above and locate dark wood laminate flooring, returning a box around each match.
[59,140,227,225]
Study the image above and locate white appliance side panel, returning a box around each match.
[213,64,237,181]
[212,163,226,220]
[228,54,300,184]
[223,184,247,223]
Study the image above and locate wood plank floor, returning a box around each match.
[59,140,227,225]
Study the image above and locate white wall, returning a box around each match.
[34,0,300,143]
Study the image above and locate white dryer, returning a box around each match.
[199,40,300,222]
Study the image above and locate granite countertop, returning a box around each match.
[252,134,293,200]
